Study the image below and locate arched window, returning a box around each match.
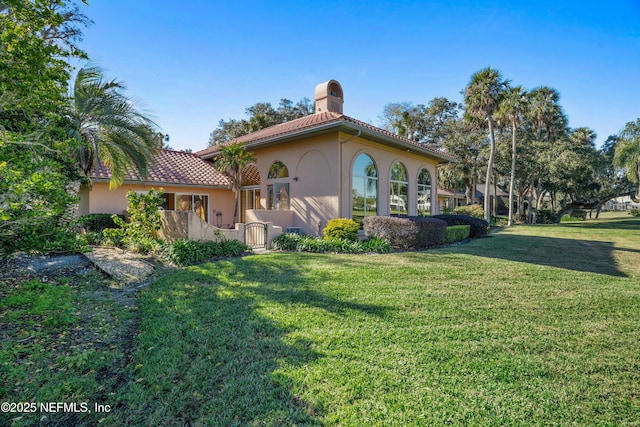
[267,161,289,210]
[352,154,377,223]
[267,161,289,179]
[417,168,432,216]
[390,162,408,215]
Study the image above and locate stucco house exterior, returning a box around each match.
[80,80,456,238]
[78,149,237,227]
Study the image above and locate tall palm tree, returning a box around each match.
[496,85,528,226]
[464,67,507,222]
[68,66,160,189]
[528,86,566,142]
[614,118,640,200]
[214,142,256,223]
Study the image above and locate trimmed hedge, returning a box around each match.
[363,216,447,249]
[444,225,470,244]
[432,214,489,238]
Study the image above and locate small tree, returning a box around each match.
[214,142,256,223]
[103,189,164,253]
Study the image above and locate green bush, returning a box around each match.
[560,215,583,222]
[444,225,471,244]
[572,209,588,220]
[78,213,125,233]
[160,239,251,266]
[323,218,360,242]
[271,233,391,254]
[491,216,509,227]
[0,143,84,256]
[102,189,165,254]
[630,208,639,217]
[360,237,391,253]
[271,233,302,251]
[535,209,558,224]
[432,214,489,238]
[363,216,447,249]
[454,204,484,219]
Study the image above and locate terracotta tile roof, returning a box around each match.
[90,149,231,187]
[196,112,456,163]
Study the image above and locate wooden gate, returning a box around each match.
[245,222,267,249]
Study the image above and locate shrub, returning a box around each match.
[535,209,557,224]
[323,218,360,242]
[454,204,484,219]
[0,142,85,257]
[444,225,471,244]
[271,233,391,254]
[630,208,639,217]
[102,189,165,254]
[492,216,509,227]
[160,239,251,266]
[363,216,447,249]
[272,233,302,251]
[432,214,489,238]
[572,209,588,220]
[361,236,391,253]
[77,213,125,233]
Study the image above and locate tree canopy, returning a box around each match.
[0,0,161,254]
[382,69,636,223]
[208,98,314,146]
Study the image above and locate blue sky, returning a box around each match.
[77,0,640,151]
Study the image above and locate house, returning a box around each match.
[437,188,466,212]
[197,80,455,235]
[78,149,236,227]
[80,80,456,238]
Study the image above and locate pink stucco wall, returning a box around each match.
[80,182,235,226]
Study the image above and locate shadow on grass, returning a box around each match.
[453,232,637,277]
[112,256,390,426]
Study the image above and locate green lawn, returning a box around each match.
[105,215,640,426]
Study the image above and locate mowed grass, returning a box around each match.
[110,215,640,426]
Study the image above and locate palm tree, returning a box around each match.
[464,67,507,223]
[614,118,640,200]
[496,85,528,226]
[214,142,256,223]
[528,86,566,142]
[68,66,161,189]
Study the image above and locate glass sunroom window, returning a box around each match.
[352,153,377,224]
[417,168,431,216]
[390,162,408,215]
[163,193,209,222]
